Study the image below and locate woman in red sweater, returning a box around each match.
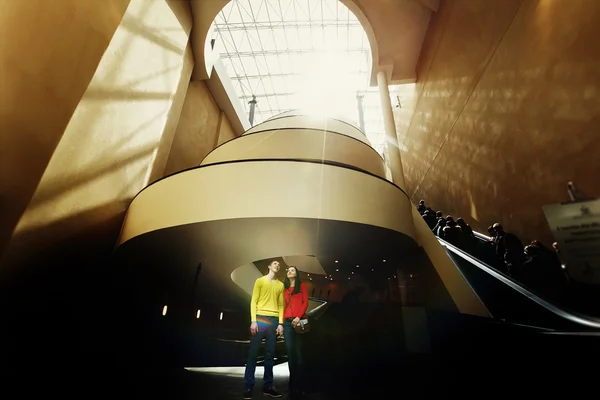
[283,266,309,396]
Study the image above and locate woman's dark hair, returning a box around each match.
[284,265,302,294]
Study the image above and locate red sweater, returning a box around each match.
[283,282,309,319]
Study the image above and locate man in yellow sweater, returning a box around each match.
[244,260,284,399]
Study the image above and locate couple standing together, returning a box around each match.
[243,260,308,399]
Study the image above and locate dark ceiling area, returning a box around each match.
[114,216,420,313]
[254,255,404,287]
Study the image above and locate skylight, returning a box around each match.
[212,0,387,154]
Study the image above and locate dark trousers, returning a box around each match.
[244,316,278,390]
[284,319,305,392]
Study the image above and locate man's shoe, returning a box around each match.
[243,388,252,399]
[262,386,282,398]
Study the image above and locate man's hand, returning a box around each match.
[276,324,284,336]
[250,322,258,336]
[291,317,300,328]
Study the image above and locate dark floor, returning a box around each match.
[69,352,589,400]
[2,296,597,398]
[4,334,595,399]
[81,360,445,399]
[184,363,330,399]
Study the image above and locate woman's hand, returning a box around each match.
[292,317,300,327]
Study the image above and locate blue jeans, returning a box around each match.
[284,319,304,392]
[244,316,279,390]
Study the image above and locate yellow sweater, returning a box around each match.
[250,275,284,323]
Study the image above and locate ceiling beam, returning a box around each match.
[214,21,363,31]
[229,70,370,80]
[219,48,369,58]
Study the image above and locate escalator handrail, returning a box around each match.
[473,231,493,242]
[307,300,331,320]
[437,237,600,330]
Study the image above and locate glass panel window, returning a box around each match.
[215,0,385,155]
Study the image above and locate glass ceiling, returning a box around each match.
[211,0,388,154]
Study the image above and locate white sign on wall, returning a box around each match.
[543,199,600,284]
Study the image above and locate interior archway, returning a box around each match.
[205,0,388,154]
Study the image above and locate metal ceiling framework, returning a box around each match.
[212,0,388,154]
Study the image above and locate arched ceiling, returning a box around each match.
[189,0,438,154]
[353,0,438,82]
[350,0,440,84]
[191,0,437,83]
[210,0,387,151]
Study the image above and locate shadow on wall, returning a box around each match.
[405,61,600,244]
[0,113,174,366]
[1,0,193,270]
[20,113,165,214]
[0,0,132,262]
[396,0,600,245]
[120,11,187,55]
[0,0,195,370]
[0,0,192,256]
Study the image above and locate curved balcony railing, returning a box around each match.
[118,159,414,246]
[246,113,369,142]
[263,110,364,134]
[201,128,385,178]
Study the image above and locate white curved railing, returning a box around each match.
[201,128,385,178]
[263,109,363,133]
[247,114,369,144]
[118,159,415,245]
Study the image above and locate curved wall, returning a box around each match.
[201,129,385,178]
[115,110,487,321]
[264,110,363,134]
[114,110,419,321]
[245,115,368,143]
[120,109,410,245]
[119,160,413,245]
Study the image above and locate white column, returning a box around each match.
[377,70,407,190]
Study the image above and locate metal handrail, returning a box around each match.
[438,237,600,330]
[307,300,331,320]
[473,230,492,242]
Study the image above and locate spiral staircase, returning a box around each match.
[112,110,488,366]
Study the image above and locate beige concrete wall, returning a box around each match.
[394,0,600,246]
[164,81,232,174]
[0,0,130,260]
[354,0,431,81]
[217,112,236,146]
[245,115,370,144]
[1,0,194,272]
[147,46,195,184]
[201,130,386,178]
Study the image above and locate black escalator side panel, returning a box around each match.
[449,252,578,330]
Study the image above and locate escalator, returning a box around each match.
[438,236,600,332]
